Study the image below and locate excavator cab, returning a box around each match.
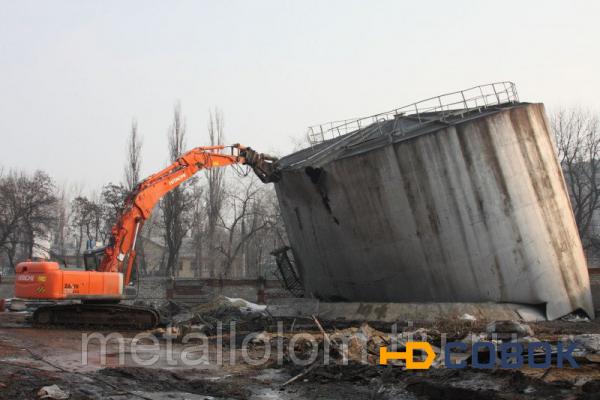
[83,247,107,271]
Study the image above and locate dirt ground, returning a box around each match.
[1,314,600,400]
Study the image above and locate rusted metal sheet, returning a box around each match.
[275,103,594,320]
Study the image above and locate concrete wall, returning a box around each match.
[133,277,289,305]
[275,103,594,320]
[135,277,168,302]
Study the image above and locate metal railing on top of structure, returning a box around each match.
[306,82,519,146]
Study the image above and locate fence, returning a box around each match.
[307,82,519,145]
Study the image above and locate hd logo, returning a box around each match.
[379,341,580,369]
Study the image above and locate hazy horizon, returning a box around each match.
[1,0,599,191]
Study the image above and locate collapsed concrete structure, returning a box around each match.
[274,82,594,320]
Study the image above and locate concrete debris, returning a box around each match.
[248,323,391,367]
[574,334,600,353]
[330,323,391,365]
[157,295,270,337]
[274,320,600,398]
[486,320,534,339]
[271,322,438,368]
[460,332,489,346]
[226,297,267,313]
[155,299,185,318]
[460,313,477,321]
[171,312,195,325]
[250,331,272,344]
[37,384,69,399]
[185,295,267,320]
[258,318,600,373]
[561,312,591,323]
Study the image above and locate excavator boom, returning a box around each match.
[100,144,278,286]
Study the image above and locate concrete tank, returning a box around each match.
[275,99,594,320]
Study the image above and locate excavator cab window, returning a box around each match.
[83,247,106,271]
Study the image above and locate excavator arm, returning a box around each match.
[98,144,279,285]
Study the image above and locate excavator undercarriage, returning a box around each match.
[32,303,160,330]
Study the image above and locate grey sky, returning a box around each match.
[1,0,599,189]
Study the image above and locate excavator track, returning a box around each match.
[32,303,160,330]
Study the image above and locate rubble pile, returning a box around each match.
[156,295,270,337]
[155,296,600,373]
[219,317,600,398]
[254,320,600,383]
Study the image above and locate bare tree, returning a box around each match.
[0,172,22,254]
[0,171,22,271]
[70,196,103,262]
[190,184,205,277]
[205,108,226,276]
[3,233,19,273]
[552,108,600,246]
[0,170,57,269]
[100,182,127,236]
[124,119,143,192]
[21,171,57,258]
[160,103,194,276]
[244,187,286,279]
[51,184,69,257]
[217,177,270,277]
[122,119,149,276]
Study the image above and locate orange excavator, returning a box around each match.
[14,144,279,329]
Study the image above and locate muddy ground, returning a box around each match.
[0,314,599,400]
